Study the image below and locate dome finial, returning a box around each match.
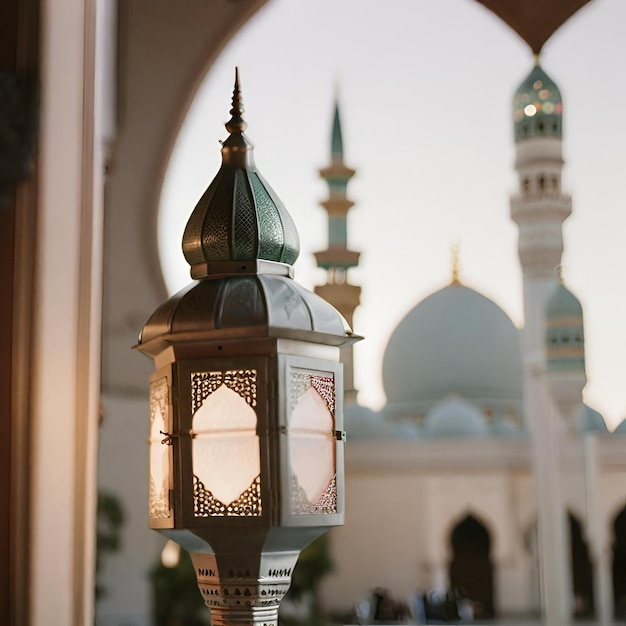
[533,52,541,67]
[557,265,565,284]
[451,241,461,285]
[225,67,247,135]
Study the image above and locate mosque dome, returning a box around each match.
[513,64,563,141]
[382,284,522,410]
[576,404,608,434]
[423,396,489,438]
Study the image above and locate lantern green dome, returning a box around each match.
[182,69,300,278]
[513,64,563,141]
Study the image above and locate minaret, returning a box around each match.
[511,60,572,626]
[314,101,361,404]
[510,59,572,360]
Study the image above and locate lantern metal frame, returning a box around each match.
[136,71,361,625]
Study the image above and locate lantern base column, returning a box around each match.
[191,550,301,626]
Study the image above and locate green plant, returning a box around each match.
[96,490,125,599]
[150,547,210,626]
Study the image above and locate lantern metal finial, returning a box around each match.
[225,67,247,135]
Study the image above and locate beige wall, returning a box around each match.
[320,437,626,617]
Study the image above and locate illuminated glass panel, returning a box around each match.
[149,377,171,518]
[289,372,337,515]
[191,370,261,517]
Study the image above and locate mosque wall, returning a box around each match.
[321,464,541,615]
[321,440,626,619]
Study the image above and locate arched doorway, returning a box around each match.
[568,512,594,617]
[449,514,494,618]
[613,507,626,619]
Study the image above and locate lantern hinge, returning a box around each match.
[336,430,346,442]
[160,430,178,445]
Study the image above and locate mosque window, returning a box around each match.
[522,178,529,192]
[538,176,545,190]
[538,122,544,132]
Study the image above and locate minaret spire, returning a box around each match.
[314,96,361,404]
[331,103,344,159]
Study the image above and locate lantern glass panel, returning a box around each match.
[289,372,337,515]
[149,377,171,518]
[191,370,262,517]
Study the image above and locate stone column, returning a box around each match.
[584,434,614,626]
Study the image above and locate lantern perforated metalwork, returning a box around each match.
[136,70,361,626]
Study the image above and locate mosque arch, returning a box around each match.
[568,511,594,617]
[448,513,495,619]
[613,506,626,619]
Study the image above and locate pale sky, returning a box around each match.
[159,0,626,429]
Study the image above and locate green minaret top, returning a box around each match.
[545,275,585,373]
[182,68,300,278]
[331,103,344,159]
[316,98,358,274]
[513,62,563,141]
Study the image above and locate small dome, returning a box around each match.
[577,404,608,434]
[513,64,563,141]
[613,417,626,434]
[423,396,489,438]
[344,404,387,440]
[391,420,421,440]
[546,282,585,372]
[382,284,522,411]
[492,418,522,436]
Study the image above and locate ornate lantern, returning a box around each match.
[136,70,361,625]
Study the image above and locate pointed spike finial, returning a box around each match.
[451,241,461,285]
[331,100,344,159]
[533,52,541,67]
[225,67,247,135]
